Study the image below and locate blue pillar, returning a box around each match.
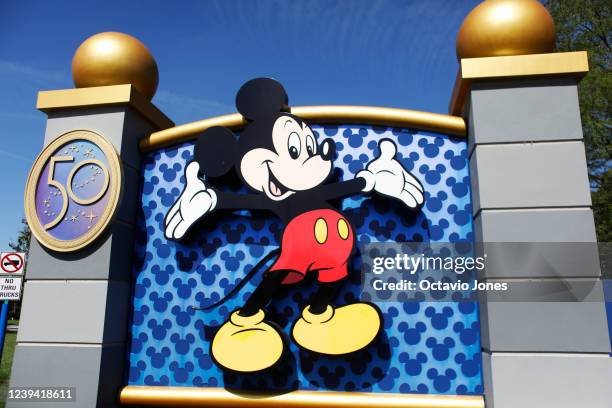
[0,300,10,362]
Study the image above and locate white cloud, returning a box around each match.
[0,148,31,163]
[154,90,233,119]
[0,60,68,84]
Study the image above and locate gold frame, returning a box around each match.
[449,51,589,115]
[139,106,467,152]
[119,386,484,408]
[37,84,174,131]
[24,130,123,252]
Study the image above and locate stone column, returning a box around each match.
[452,51,612,407]
[8,84,173,407]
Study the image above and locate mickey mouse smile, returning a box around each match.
[264,161,294,199]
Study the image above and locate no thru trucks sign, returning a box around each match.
[0,277,22,300]
[0,252,25,300]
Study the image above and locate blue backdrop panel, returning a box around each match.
[127,125,483,395]
[605,280,612,353]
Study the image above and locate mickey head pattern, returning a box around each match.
[128,125,482,395]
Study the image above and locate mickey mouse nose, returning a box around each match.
[320,139,335,161]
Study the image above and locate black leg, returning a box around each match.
[308,280,342,315]
[239,270,289,317]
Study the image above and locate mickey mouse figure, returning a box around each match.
[165,78,424,373]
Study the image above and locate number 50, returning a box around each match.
[44,156,110,230]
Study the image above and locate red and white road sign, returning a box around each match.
[0,252,25,275]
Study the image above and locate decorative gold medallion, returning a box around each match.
[24,130,122,252]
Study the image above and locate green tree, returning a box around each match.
[592,170,612,278]
[546,0,611,242]
[8,219,31,255]
[592,169,612,241]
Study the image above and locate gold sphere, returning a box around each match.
[72,32,159,99]
[456,0,555,59]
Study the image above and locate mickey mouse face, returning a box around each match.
[240,115,334,201]
[195,78,336,202]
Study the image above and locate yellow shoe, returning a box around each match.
[292,302,382,355]
[211,309,285,372]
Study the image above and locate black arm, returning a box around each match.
[311,177,367,201]
[214,189,273,211]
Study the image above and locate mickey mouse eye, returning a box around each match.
[305,135,316,157]
[288,132,301,159]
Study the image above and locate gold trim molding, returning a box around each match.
[24,130,123,252]
[140,106,466,152]
[449,51,589,116]
[119,386,484,408]
[37,84,174,131]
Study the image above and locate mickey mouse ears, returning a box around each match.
[235,78,289,121]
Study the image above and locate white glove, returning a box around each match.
[357,139,424,208]
[165,161,217,240]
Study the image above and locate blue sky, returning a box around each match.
[0,0,478,248]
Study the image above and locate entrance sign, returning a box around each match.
[0,277,22,300]
[0,252,25,275]
[10,1,607,404]
[24,130,122,252]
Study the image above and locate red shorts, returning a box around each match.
[269,209,354,285]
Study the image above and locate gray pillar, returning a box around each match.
[467,78,612,407]
[8,86,172,407]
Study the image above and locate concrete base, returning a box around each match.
[479,298,611,353]
[17,280,131,343]
[26,207,135,282]
[482,352,612,408]
[7,343,124,408]
[468,78,583,149]
[470,142,591,213]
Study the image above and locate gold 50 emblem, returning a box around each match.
[25,130,122,252]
